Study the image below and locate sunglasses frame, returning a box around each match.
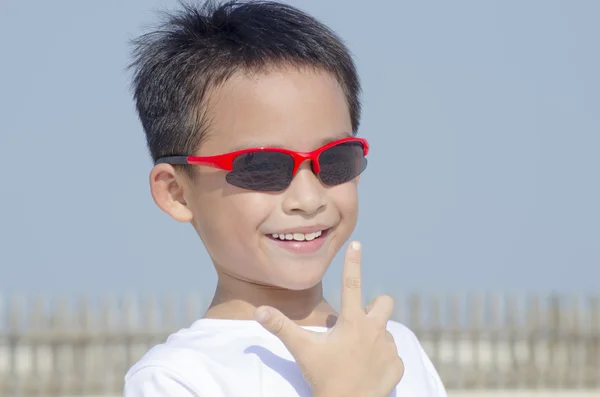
[155,137,369,175]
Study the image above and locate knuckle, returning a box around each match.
[344,276,361,289]
[270,316,285,335]
[344,256,361,268]
[382,330,397,346]
[392,357,405,379]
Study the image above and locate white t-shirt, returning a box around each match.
[124,318,447,397]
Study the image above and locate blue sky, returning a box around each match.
[0,0,598,299]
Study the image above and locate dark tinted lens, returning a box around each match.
[318,141,367,186]
[225,151,294,191]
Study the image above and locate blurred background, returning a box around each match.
[0,0,598,396]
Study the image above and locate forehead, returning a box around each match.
[198,67,353,155]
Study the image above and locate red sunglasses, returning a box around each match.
[155,137,369,192]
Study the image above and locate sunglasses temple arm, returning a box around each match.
[155,156,189,165]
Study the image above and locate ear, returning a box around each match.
[149,164,194,223]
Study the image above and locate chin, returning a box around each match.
[275,278,324,292]
[266,260,330,291]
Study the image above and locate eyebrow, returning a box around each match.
[230,131,353,151]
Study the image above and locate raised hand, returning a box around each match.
[255,241,404,397]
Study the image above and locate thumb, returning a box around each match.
[255,306,313,354]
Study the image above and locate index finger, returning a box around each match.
[340,241,363,314]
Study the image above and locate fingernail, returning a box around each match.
[350,241,361,251]
[256,308,270,322]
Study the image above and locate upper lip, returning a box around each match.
[267,225,330,235]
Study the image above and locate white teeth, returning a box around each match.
[305,230,322,240]
[270,230,324,241]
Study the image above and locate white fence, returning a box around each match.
[1,292,599,396]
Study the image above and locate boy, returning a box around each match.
[124,1,447,396]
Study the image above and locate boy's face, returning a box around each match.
[156,67,359,291]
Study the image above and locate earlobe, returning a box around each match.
[149,165,194,223]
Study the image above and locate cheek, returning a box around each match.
[331,182,359,220]
[191,190,275,263]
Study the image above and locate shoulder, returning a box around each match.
[123,325,226,397]
[124,364,200,397]
[385,320,430,370]
[385,319,419,341]
[385,320,427,362]
[386,320,448,397]
[123,319,278,397]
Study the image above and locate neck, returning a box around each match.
[203,271,338,327]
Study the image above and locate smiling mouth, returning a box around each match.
[267,229,329,242]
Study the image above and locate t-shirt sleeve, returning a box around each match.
[124,365,200,397]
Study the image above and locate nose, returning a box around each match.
[281,162,327,216]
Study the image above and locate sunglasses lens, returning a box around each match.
[318,141,367,186]
[226,151,294,191]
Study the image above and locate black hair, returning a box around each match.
[128,0,361,175]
